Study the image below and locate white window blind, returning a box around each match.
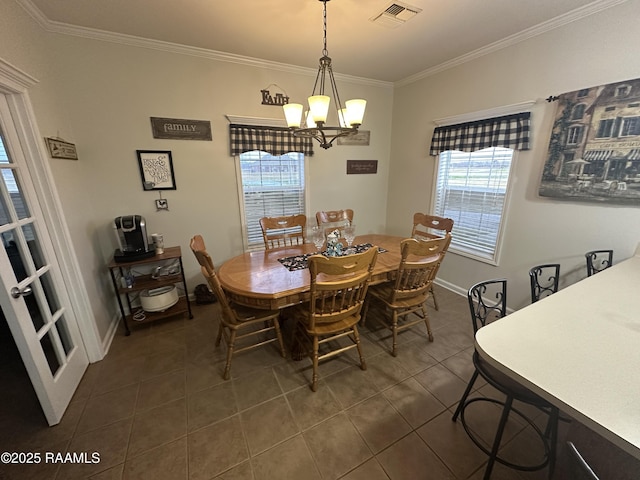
[238,150,306,249]
[433,147,514,263]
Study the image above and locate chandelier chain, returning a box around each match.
[322,0,328,57]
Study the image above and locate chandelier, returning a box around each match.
[283,0,366,149]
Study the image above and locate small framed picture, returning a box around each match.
[136,150,176,190]
[45,137,78,160]
[155,199,169,210]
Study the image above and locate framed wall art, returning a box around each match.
[337,130,370,146]
[136,150,176,190]
[45,137,78,160]
[538,77,640,205]
[346,160,378,174]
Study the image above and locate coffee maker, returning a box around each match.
[113,215,155,262]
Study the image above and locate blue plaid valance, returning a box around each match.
[429,112,531,155]
[229,124,314,157]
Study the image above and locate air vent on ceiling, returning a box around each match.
[370,2,422,28]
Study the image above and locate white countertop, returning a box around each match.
[475,253,640,460]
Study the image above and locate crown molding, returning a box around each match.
[396,0,630,87]
[15,0,391,90]
[15,0,627,89]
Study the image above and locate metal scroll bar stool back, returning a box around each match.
[585,250,613,277]
[452,278,560,480]
[529,263,561,303]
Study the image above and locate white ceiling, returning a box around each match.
[19,0,626,84]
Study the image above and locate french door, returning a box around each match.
[0,93,88,425]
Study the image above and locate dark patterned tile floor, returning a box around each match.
[0,285,635,479]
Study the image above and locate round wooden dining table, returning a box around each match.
[217,234,407,310]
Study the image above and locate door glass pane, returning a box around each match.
[25,282,45,332]
[40,329,61,375]
[0,135,8,164]
[40,272,61,315]
[0,188,10,227]
[0,137,14,226]
[54,316,73,357]
[2,168,30,219]
[22,223,45,270]
[2,229,28,282]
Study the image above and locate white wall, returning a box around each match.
[0,1,393,344]
[387,0,640,308]
[3,0,640,345]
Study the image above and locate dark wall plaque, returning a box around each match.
[347,160,378,175]
[150,117,212,141]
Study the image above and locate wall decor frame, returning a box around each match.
[337,130,370,146]
[155,198,169,210]
[136,150,176,190]
[150,117,212,141]
[347,160,378,174]
[44,137,78,160]
[539,77,640,205]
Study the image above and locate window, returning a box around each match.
[571,104,586,120]
[596,119,615,138]
[237,150,306,249]
[566,126,583,145]
[615,85,631,97]
[620,116,640,137]
[433,147,514,263]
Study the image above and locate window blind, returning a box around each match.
[239,151,306,249]
[433,147,513,261]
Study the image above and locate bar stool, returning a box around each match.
[452,279,560,479]
[585,250,613,276]
[529,263,560,303]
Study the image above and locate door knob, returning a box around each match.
[11,286,33,298]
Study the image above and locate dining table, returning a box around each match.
[475,249,640,461]
[217,234,408,310]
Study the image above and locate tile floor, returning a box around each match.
[0,286,628,480]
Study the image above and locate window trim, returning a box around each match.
[430,148,517,266]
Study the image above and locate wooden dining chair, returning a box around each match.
[411,213,454,241]
[585,250,613,277]
[259,214,307,250]
[190,235,286,380]
[361,235,451,356]
[315,209,354,236]
[452,278,560,480]
[410,213,454,311]
[292,246,377,391]
[529,263,560,303]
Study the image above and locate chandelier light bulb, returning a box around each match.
[308,95,330,123]
[346,99,366,126]
[283,103,303,128]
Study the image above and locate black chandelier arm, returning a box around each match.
[290,125,358,149]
